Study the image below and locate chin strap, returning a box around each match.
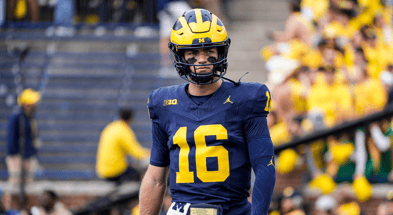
[218,72,249,86]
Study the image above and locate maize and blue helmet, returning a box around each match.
[169,9,231,85]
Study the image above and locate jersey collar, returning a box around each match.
[178,81,230,112]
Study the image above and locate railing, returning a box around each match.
[274,105,393,153]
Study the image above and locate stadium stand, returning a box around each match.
[0,22,182,181]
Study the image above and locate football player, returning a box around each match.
[139,9,276,215]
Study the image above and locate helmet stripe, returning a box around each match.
[173,19,183,31]
[195,9,203,25]
[184,10,197,24]
[179,17,189,33]
[201,9,212,23]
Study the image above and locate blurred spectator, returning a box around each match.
[307,66,353,127]
[382,64,393,106]
[336,191,362,215]
[280,187,306,215]
[372,13,393,47]
[314,195,337,215]
[262,0,314,88]
[300,0,329,23]
[96,108,150,185]
[362,28,389,80]
[97,0,156,24]
[274,66,310,127]
[30,190,72,215]
[268,194,281,215]
[377,190,393,215]
[5,89,41,209]
[157,0,192,77]
[8,0,39,21]
[54,0,74,25]
[268,0,313,45]
[0,191,20,215]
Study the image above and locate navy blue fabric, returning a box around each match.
[157,0,180,11]
[7,112,37,158]
[246,118,275,215]
[150,122,170,167]
[189,93,213,106]
[148,81,274,215]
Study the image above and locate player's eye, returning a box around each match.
[184,50,196,57]
[206,49,216,55]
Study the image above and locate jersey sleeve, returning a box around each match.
[147,92,159,123]
[150,122,170,167]
[245,117,276,215]
[148,90,170,167]
[247,84,271,119]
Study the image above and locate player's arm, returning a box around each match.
[246,117,276,215]
[140,93,170,215]
[245,85,276,215]
[139,164,169,215]
[139,122,170,215]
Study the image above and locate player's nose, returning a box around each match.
[196,53,208,64]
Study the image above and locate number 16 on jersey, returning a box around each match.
[173,124,230,183]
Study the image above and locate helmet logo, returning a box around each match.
[192,37,211,44]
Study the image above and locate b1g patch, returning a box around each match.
[164,99,178,106]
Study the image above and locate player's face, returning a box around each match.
[184,47,218,74]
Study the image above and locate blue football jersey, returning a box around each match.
[148,81,271,207]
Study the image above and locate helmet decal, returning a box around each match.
[192,37,212,44]
[173,20,183,31]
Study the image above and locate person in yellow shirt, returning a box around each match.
[362,28,389,80]
[274,66,310,126]
[372,14,393,48]
[96,108,150,184]
[301,0,329,22]
[354,68,387,117]
[307,66,353,127]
